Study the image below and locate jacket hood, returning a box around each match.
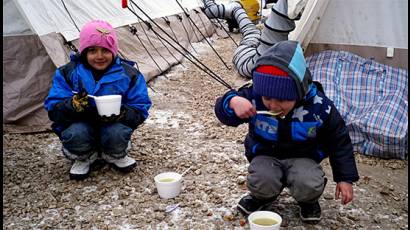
[252,40,312,100]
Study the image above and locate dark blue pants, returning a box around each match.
[60,122,133,160]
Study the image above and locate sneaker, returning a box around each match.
[126,141,132,151]
[103,154,137,173]
[237,194,274,215]
[299,201,321,224]
[69,152,98,180]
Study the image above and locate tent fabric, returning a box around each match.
[3,0,33,35]
[3,35,56,132]
[306,50,408,159]
[13,0,203,41]
[310,0,408,49]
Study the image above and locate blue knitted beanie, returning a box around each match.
[252,40,312,100]
[253,65,298,100]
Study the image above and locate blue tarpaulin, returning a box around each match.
[306,50,408,159]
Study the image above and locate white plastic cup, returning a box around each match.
[154,172,182,199]
[93,95,122,116]
[248,211,282,230]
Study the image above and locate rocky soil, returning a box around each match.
[3,34,408,229]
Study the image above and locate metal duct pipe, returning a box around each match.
[203,0,296,78]
[258,0,295,53]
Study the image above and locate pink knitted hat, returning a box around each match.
[79,20,118,56]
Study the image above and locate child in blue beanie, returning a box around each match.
[214,40,359,224]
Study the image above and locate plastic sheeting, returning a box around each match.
[307,50,408,159]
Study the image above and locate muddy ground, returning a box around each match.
[3,34,408,229]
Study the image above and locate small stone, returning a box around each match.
[347,213,360,221]
[237,176,246,185]
[324,193,333,200]
[223,210,234,221]
[380,190,390,196]
[223,214,234,221]
[155,212,165,220]
[112,207,123,216]
[195,169,201,175]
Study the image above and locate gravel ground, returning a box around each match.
[3,34,408,229]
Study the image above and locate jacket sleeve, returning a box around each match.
[120,72,152,129]
[44,69,82,124]
[214,86,253,127]
[319,103,359,183]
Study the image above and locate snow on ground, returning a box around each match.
[3,34,408,229]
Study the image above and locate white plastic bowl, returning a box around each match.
[154,172,182,199]
[93,95,122,116]
[248,211,282,230]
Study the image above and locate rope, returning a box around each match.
[174,0,231,70]
[193,9,210,38]
[162,17,187,67]
[181,8,201,42]
[129,25,164,73]
[117,50,129,60]
[60,0,80,32]
[176,14,199,54]
[129,1,171,68]
[152,19,185,68]
[128,0,232,89]
[140,22,172,67]
[163,17,178,41]
[200,3,239,47]
[60,0,81,53]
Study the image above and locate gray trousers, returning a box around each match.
[247,155,326,203]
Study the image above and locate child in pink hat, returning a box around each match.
[79,20,118,57]
[44,20,152,180]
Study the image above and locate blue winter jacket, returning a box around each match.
[44,54,152,134]
[214,82,359,183]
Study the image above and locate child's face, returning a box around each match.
[86,46,114,71]
[261,96,296,117]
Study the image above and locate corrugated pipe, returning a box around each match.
[203,0,296,78]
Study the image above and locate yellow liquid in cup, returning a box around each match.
[252,217,278,226]
[159,178,175,182]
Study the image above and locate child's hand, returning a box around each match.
[335,182,353,205]
[229,96,256,119]
[99,108,125,123]
[71,91,90,112]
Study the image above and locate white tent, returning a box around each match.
[292,0,408,69]
[3,0,214,133]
